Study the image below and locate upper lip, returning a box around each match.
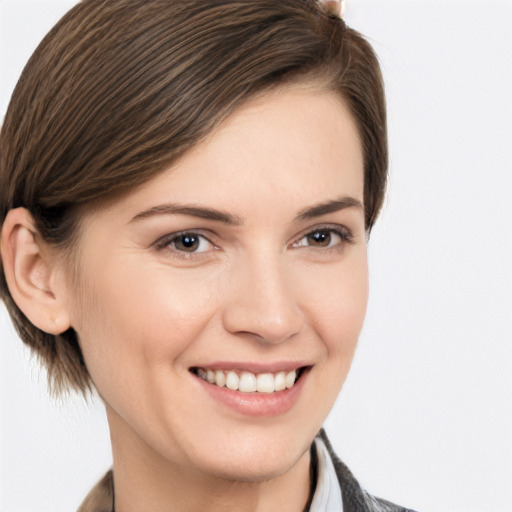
[190,361,311,374]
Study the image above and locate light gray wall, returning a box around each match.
[1,1,511,511]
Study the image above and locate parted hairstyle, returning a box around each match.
[0,0,387,395]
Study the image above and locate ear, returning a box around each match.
[0,207,71,335]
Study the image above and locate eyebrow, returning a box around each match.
[295,196,364,221]
[130,196,363,225]
[130,204,242,225]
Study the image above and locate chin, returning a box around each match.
[181,426,312,483]
[202,452,307,484]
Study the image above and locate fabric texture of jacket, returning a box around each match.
[77,429,417,512]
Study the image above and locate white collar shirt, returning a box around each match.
[309,436,344,512]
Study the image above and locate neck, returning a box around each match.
[107,408,312,512]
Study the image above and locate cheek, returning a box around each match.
[299,251,369,358]
[70,258,221,389]
[291,249,368,428]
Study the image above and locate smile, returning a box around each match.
[192,367,304,393]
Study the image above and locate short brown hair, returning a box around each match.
[0,0,387,394]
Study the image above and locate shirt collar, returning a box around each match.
[309,436,344,512]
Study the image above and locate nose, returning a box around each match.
[221,253,304,345]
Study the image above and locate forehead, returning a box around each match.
[84,86,364,224]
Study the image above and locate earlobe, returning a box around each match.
[1,208,71,335]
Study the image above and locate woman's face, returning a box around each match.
[65,86,368,481]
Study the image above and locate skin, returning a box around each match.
[2,85,368,511]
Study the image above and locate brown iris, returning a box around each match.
[307,230,332,247]
[174,234,200,252]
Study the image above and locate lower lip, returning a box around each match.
[193,369,309,418]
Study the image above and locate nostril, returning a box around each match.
[222,309,304,345]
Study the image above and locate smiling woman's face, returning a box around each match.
[64,85,368,482]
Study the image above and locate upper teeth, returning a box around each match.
[196,368,298,393]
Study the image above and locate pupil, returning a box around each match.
[178,234,199,251]
[308,231,330,246]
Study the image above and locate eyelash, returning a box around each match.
[154,230,218,260]
[154,225,354,260]
[291,225,354,252]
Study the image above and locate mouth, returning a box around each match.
[190,366,308,394]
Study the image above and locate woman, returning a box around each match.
[0,0,416,510]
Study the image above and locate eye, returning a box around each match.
[292,227,352,250]
[155,232,215,255]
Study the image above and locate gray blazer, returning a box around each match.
[316,430,417,512]
[78,430,417,512]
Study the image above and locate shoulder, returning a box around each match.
[77,469,114,512]
[318,429,418,512]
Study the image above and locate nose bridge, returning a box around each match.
[222,247,304,344]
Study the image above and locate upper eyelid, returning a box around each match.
[290,225,356,252]
[153,230,217,251]
[292,223,353,240]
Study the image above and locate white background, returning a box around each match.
[1,1,511,511]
